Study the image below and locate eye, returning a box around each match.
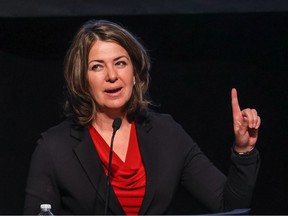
[115,61,127,68]
[90,64,103,72]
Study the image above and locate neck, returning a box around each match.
[92,113,127,132]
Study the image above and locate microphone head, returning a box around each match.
[112,117,122,131]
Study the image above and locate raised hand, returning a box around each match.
[231,88,261,153]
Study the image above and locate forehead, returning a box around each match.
[89,40,128,58]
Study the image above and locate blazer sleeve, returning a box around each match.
[23,135,61,215]
[177,122,261,213]
[140,112,261,213]
[224,149,260,210]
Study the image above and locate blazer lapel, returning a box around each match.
[71,126,125,214]
[136,121,157,215]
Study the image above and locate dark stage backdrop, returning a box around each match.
[1,0,288,17]
[1,12,288,215]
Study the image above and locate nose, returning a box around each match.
[106,66,118,82]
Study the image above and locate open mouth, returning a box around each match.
[105,87,122,93]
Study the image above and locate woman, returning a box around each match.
[24,19,261,215]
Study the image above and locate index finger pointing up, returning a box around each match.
[231,88,241,115]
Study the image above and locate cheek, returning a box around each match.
[127,82,135,98]
[87,75,100,95]
[126,78,135,92]
[87,71,102,87]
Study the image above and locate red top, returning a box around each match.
[89,122,146,215]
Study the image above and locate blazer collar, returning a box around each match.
[70,124,125,215]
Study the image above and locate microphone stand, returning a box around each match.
[104,118,122,215]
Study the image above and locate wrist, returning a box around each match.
[233,145,255,157]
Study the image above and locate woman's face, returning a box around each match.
[87,40,135,114]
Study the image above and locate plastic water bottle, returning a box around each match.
[38,204,54,216]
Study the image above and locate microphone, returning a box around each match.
[104,117,122,215]
[112,117,122,132]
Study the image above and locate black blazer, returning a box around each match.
[24,111,260,215]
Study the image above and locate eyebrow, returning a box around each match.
[88,55,129,64]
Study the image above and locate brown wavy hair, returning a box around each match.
[63,19,151,125]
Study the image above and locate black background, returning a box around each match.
[1,3,288,214]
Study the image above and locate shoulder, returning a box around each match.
[147,111,181,128]
[136,111,200,157]
[39,118,85,144]
[136,110,185,135]
[41,118,72,135]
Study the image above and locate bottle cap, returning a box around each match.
[40,204,51,209]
